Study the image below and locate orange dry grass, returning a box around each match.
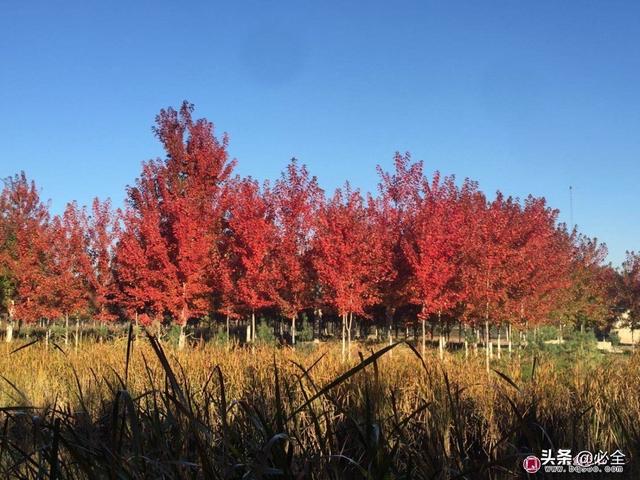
[0,338,637,478]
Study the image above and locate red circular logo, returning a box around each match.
[523,455,542,473]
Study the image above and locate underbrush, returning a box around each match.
[0,330,637,479]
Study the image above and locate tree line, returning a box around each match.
[1,102,638,360]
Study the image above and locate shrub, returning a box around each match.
[256,319,276,345]
[295,315,314,342]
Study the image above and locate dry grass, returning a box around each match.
[0,332,638,478]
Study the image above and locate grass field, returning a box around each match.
[0,330,637,479]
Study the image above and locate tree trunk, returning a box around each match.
[421,318,426,357]
[497,325,501,359]
[313,309,320,340]
[347,312,353,361]
[291,314,296,346]
[558,323,563,343]
[74,318,80,353]
[178,324,186,350]
[5,321,13,343]
[226,314,230,348]
[251,311,256,343]
[464,339,468,359]
[485,320,490,373]
[65,314,69,347]
[508,323,512,355]
[439,335,444,360]
[246,323,251,343]
[341,313,346,363]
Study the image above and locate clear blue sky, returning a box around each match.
[1,1,638,265]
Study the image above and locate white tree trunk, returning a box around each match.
[5,322,13,343]
[341,313,346,363]
[178,324,186,350]
[347,312,353,361]
[291,314,296,346]
[74,318,80,353]
[251,311,256,343]
[485,320,490,373]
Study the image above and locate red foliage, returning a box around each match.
[86,198,118,321]
[0,173,54,322]
[459,192,519,326]
[313,184,393,318]
[115,102,235,325]
[503,198,572,328]
[0,104,619,339]
[114,161,177,320]
[268,159,323,320]
[402,172,465,319]
[226,177,277,314]
[49,202,92,320]
[375,153,424,321]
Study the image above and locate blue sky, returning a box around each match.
[1,1,638,265]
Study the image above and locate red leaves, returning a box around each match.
[86,198,118,321]
[401,173,464,318]
[225,177,277,314]
[0,173,53,322]
[269,159,323,320]
[0,104,623,334]
[313,184,393,318]
[115,102,235,324]
[49,202,92,319]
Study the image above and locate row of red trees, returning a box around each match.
[1,102,636,354]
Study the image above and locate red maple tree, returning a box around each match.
[115,102,235,346]
[49,202,93,343]
[375,153,424,342]
[402,172,465,354]
[313,184,393,360]
[114,161,176,326]
[226,176,277,341]
[0,173,54,336]
[85,198,118,322]
[268,159,323,344]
